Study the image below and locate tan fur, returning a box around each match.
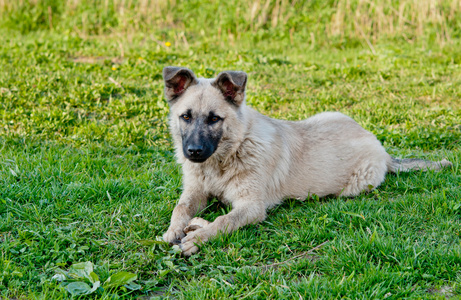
[161,67,452,255]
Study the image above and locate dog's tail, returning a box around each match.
[388,157,452,173]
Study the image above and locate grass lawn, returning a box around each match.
[1,1,461,299]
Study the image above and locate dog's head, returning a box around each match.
[162,67,247,163]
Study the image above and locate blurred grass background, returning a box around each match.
[1,0,461,47]
[1,0,460,151]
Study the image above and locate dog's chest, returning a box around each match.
[204,170,233,204]
[187,163,240,206]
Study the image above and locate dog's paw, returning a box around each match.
[163,226,185,245]
[180,227,209,256]
[183,217,210,234]
[179,240,199,256]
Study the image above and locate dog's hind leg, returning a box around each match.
[180,199,266,256]
[339,161,388,197]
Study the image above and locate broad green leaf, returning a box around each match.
[65,280,100,296]
[164,260,175,269]
[68,261,95,282]
[104,271,137,289]
[52,273,66,282]
[65,282,92,296]
[89,271,99,284]
[171,244,182,254]
[124,282,142,291]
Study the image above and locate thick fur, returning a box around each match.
[161,67,452,255]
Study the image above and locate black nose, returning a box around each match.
[187,145,203,157]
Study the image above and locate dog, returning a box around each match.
[161,66,452,256]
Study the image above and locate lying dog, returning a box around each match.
[161,66,452,255]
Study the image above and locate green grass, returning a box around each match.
[1,1,461,299]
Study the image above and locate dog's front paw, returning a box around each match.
[163,226,185,245]
[180,228,209,256]
[179,240,199,256]
[183,217,210,234]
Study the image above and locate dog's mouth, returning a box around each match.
[187,157,209,163]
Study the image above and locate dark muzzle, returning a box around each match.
[182,137,216,163]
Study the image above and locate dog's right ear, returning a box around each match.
[163,67,198,103]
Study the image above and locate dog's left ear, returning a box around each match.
[212,71,247,106]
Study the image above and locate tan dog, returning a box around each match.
[161,66,452,256]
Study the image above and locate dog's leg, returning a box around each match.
[163,188,207,245]
[340,162,388,197]
[180,200,266,255]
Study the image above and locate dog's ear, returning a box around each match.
[212,71,247,106]
[163,66,198,103]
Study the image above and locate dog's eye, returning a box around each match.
[209,116,221,124]
[181,114,190,121]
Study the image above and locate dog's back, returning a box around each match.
[216,108,390,202]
